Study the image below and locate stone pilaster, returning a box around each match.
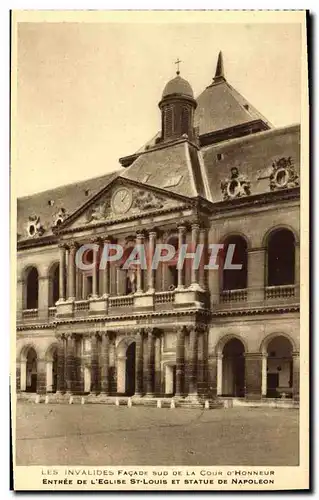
[145,328,155,396]
[65,334,75,393]
[136,232,144,293]
[247,248,265,304]
[199,227,207,290]
[245,353,262,399]
[100,332,110,394]
[58,244,66,301]
[36,359,47,395]
[68,242,77,300]
[38,276,49,322]
[90,238,101,298]
[175,326,186,396]
[154,335,161,395]
[190,223,200,287]
[188,326,198,396]
[147,231,156,292]
[90,332,100,393]
[177,224,186,289]
[135,329,144,396]
[102,237,111,297]
[16,363,21,392]
[292,352,300,401]
[207,355,218,397]
[57,334,66,392]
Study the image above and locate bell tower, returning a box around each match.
[159,60,197,142]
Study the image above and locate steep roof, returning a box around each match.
[17,171,120,241]
[120,139,208,199]
[201,124,300,203]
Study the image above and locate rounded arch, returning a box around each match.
[219,231,251,250]
[19,343,39,362]
[215,334,248,356]
[220,234,248,291]
[48,261,60,306]
[259,332,297,355]
[45,343,58,362]
[265,227,296,287]
[262,224,298,247]
[116,336,136,357]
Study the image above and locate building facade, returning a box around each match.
[16,53,300,405]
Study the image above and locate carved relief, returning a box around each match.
[53,207,67,227]
[132,189,165,211]
[26,215,45,238]
[221,167,251,200]
[269,157,299,191]
[85,187,168,223]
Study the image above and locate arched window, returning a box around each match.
[267,229,295,286]
[221,236,248,291]
[26,267,39,309]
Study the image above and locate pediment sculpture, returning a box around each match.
[221,167,251,200]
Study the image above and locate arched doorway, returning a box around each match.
[117,339,136,395]
[222,339,245,397]
[266,336,293,398]
[25,347,37,392]
[49,263,60,306]
[46,345,58,393]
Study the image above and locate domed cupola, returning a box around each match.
[159,62,197,142]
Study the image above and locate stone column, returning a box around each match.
[91,238,101,298]
[100,332,110,394]
[135,329,144,396]
[177,224,186,289]
[247,248,265,304]
[136,232,144,293]
[199,227,207,290]
[261,353,268,397]
[145,328,155,396]
[292,352,300,401]
[154,334,161,394]
[175,326,186,396]
[58,244,66,301]
[245,353,262,400]
[90,333,100,393]
[188,326,198,396]
[190,223,200,287]
[65,334,75,393]
[102,238,111,297]
[207,355,218,397]
[147,231,156,293]
[217,354,223,395]
[57,334,66,392]
[36,358,47,395]
[68,242,77,300]
[38,276,49,322]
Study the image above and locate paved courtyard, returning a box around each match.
[15,403,299,466]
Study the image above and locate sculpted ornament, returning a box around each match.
[26,215,45,238]
[132,189,165,211]
[221,167,251,200]
[269,157,299,191]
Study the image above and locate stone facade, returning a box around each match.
[16,54,300,404]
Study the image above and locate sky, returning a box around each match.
[14,19,302,197]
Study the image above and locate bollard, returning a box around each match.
[204,400,210,409]
[170,399,175,409]
[35,395,40,404]
[115,397,120,407]
[157,399,162,409]
[127,398,132,408]
[69,396,73,405]
[81,397,85,405]
[45,395,49,405]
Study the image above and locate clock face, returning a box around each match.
[111,188,133,214]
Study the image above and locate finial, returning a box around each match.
[175,57,182,76]
[213,51,225,82]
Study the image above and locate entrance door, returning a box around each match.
[267,373,279,398]
[222,339,245,397]
[125,343,136,396]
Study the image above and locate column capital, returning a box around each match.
[68,240,79,251]
[136,230,146,240]
[90,236,103,245]
[177,221,187,233]
[58,242,68,250]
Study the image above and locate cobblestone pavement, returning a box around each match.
[15,403,299,466]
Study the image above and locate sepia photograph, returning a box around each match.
[11,10,309,491]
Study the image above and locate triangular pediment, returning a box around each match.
[57,177,193,232]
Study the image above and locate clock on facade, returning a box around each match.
[111,188,133,214]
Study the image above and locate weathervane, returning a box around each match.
[175,58,182,75]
